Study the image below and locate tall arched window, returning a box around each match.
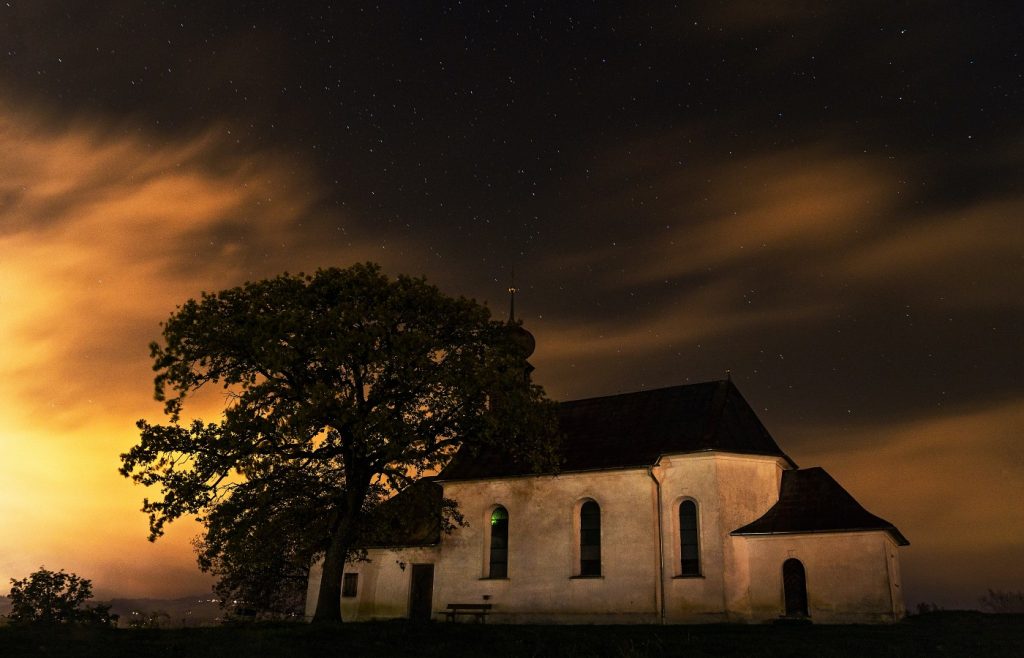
[489,506,509,578]
[579,500,601,576]
[679,500,700,576]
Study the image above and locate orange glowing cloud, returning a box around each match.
[542,138,1022,333]
[0,100,356,597]
[549,146,894,286]
[531,277,830,383]
[0,90,447,596]
[838,197,1024,307]
[532,146,894,379]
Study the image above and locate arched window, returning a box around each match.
[489,506,509,578]
[783,558,808,617]
[579,500,601,576]
[679,500,700,576]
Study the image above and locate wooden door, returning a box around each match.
[409,563,434,621]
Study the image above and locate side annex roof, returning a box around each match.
[731,467,909,546]
[359,478,443,548]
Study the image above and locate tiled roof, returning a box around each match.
[731,467,909,545]
[439,379,796,481]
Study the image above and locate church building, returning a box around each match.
[305,304,908,624]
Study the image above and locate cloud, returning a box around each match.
[838,197,1024,307]
[632,148,893,282]
[2,115,302,418]
[0,100,339,596]
[541,143,896,282]
[531,146,893,371]
[533,277,830,365]
[0,94,507,596]
[544,137,1022,319]
[0,93,453,596]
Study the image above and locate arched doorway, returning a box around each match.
[783,558,808,617]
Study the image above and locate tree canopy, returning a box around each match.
[120,263,559,622]
[7,567,114,626]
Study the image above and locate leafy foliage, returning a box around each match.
[192,467,335,617]
[7,567,114,626]
[120,263,559,622]
[76,603,117,627]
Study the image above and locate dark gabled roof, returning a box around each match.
[731,467,909,545]
[438,379,796,481]
[359,479,442,548]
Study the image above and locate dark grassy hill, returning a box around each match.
[1,612,1021,657]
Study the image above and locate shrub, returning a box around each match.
[7,567,116,626]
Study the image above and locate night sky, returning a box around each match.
[1,2,1021,609]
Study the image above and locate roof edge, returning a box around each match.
[357,541,442,550]
[730,526,910,546]
[720,380,799,469]
[438,449,793,483]
[558,380,729,407]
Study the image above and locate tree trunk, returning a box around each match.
[311,468,371,624]
[311,528,348,624]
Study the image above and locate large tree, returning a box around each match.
[120,263,558,623]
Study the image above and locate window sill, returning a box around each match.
[569,575,604,580]
[672,574,705,579]
[478,577,509,581]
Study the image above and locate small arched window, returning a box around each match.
[489,506,509,578]
[679,500,700,576]
[579,500,602,576]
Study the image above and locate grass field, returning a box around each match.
[1,612,1021,657]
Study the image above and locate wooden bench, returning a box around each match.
[444,603,492,623]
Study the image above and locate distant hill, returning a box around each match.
[106,596,224,628]
[0,594,224,628]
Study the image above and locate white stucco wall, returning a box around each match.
[305,453,905,624]
[656,453,785,623]
[436,468,662,623]
[305,545,440,621]
[740,531,905,623]
[434,452,788,624]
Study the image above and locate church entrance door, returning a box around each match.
[783,558,808,617]
[409,564,434,621]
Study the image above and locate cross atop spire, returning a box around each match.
[508,285,518,323]
[507,266,518,323]
[501,267,535,367]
